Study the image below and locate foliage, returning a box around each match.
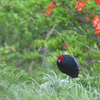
[0,0,100,99]
[0,72,100,100]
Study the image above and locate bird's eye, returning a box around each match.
[59,56,64,62]
[60,56,63,59]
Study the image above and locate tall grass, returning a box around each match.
[0,71,100,100]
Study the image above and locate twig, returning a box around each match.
[0,48,2,63]
[0,0,9,8]
[63,34,100,53]
[64,5,86,22]
[27,61,34,73]
[54,29,74,56]
[38,24,57,52]
[46,24,57,41]
[21,17,34,24]
[28,24,57,72]
[94,10,100,14]
[56,31,100,54]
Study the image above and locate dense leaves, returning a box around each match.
[0,0,100,99]
[0,0,100,78]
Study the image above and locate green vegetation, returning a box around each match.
[0,69,100,100]
[0,0,100,100]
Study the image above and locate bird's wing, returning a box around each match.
[72,56,81,71]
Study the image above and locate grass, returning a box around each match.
[0,71,100,100]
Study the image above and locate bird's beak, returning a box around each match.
[58,59,61,63]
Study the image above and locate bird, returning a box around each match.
[57,54,81,78]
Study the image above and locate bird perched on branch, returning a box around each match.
[57,54,81,78]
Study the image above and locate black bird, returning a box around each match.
[57,54,81,78]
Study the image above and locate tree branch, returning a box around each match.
[27,24,57,73]
[0,0,9,8]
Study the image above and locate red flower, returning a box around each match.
[91,14,94,17]
[65,44,68,49]
[75,1,86,12]
[49,8,52,12]
[87,15,90,17]
[93,16,100,27]
[81,48,84,51]
[86,8,90,11]
[95,23,100,35]
[47,11,52,15]
[93,16,100,35]
[49,3,55,9]
[78,19,82,22]
[86,18,90,22]
[46,2,56,15]
[53,2,57,5]
[77,7,82,12]
[96,23,100,31]
[95,0,100,4]
[75,1,86,8]
[98,43,100,45]
[42,9,46,13]
[42,2,57,16]
[94,31,99,35]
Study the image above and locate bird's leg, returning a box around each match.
[66,76,73,83]
[69,77,73,83]
[70,77,73,83]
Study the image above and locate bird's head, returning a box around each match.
[57,54,64,63]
